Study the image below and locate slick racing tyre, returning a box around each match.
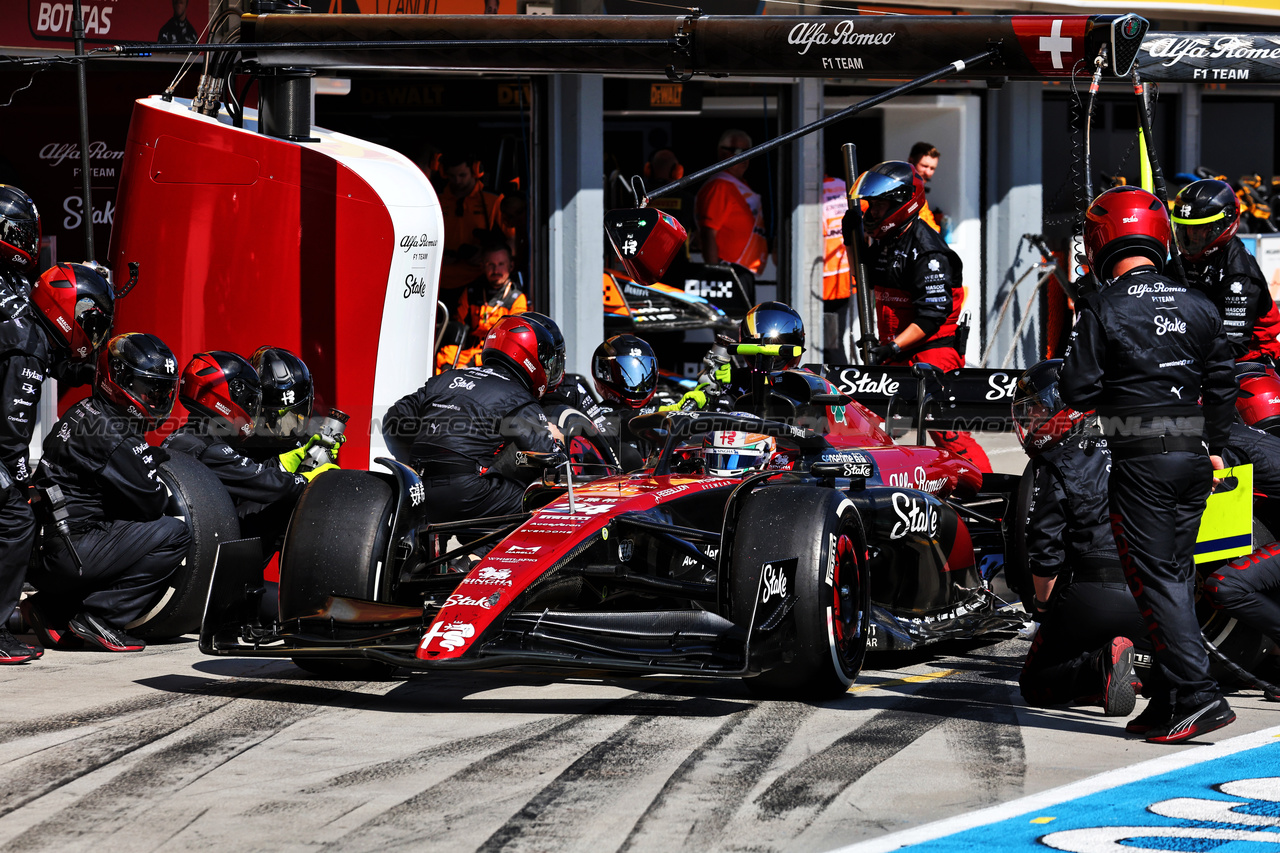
[1004,462,1037,613]
[1198,515,1274,683]
[543,402,621,473]
[730,486,870,699]
[278,470,400,679]
[129,452,240,639]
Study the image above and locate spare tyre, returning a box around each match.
[128,451,241,639]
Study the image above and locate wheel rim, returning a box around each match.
[830,532,863,671]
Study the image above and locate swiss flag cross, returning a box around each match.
[1011,16,1088,76]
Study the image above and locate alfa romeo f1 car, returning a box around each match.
[201,362,1024,698]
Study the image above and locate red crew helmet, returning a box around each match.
[180,351,264,438]
[850,161,926,240]
[1083,186,1172,279]
[481,314,562,398]
[30,262,115,361]
[94,332,180,430]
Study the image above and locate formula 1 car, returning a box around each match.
[201,355,1024,698]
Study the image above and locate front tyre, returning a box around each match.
[731,486,870,699]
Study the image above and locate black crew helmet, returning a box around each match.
[738,301,805,372]
[0,184,40,273]
[94,332,180,430]
[250,346,313,438]
[1171,179,1241,262]
[1011,359,1088,456]
[591,334,658,407]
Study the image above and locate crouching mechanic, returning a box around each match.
[2,260,116,662]
[26,333,190,652]
[1062,185,1237,743]
[383,314,567,522]
[849,161,992,473]
[163,351,332,562]
[1013,360,1147,716]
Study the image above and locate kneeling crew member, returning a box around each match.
[164,351,329,560]
[3,259,116,661]
[384,314,567,521]
[1013,360,1146,716]
[29,333,190,652]
[1061,186,1238,743]
[1173,179,1280,362]
[850,161,991,472]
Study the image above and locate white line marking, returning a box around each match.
[829,724,1280,852]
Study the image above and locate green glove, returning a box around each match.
[278,445,308,474]
[328,433,346,464]
[713,362,733,385]
[659,384,712,412]
[302,463,339,482]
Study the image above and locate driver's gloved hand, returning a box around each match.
[867,342,900,366]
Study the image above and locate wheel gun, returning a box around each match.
[300,408,350,472]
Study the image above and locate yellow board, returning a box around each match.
[1195,464,1254,564]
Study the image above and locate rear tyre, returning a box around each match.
[1004,461,1038,612]
[129,452,240,639]
[730,486,870,699]
[277,471,400,679]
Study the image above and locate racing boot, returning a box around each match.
[1100,637,1138,717]
[1126,699,1173,735]
[0,625,41,663]
[1144,696,1235,744]
[20,597,82,650]
[68,612,146,653]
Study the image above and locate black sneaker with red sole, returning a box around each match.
[67,612,146,653]
[1126,701,1173,735]
[0,626,41,664]
[20,598,81,650]
[1102,637,1137,717]
[1145,697,1235,744]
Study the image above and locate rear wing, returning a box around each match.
[807,364,1020,435]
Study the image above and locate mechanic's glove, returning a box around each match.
[659,387,708,412]
[712,361,733,386]
[301,463,339,482]
[867,341,901,366]
[326,433,347,465]
[841,209,863,246]
[277,445,307,473]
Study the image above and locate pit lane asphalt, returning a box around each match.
[5,433,1276,853]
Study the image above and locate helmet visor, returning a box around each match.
[75,297,112,350]
[0,214,38,261]
[704,449,767,475]
[1172,210,1231,259]
[851,170,913,229]
[128,371,178,421]
[1011,379,1062,447]
[614,354,657,399]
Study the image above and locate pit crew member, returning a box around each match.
[436,243,528,373]
[849,161,991,473]
[2,258,115,662]
[163,351,328,563]
[383,314,567,521]
[26,333,189,653]
[1061,185,1238,743]
[1012,360,1146,716]
[1173,179,1280,362]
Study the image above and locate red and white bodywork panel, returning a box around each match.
[109,96,442,468]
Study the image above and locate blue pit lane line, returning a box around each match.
[832,725,1280,852]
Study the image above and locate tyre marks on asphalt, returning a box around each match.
[617,701,814,853]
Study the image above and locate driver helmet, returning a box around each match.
[94,332,180,430]
[1083,186,1171,280]
[482,314,562,398]
[592,334,657,407]
[0,185,40,273]
[180,351,263,439]
[518,312,566,391]
[702,430,777,477]
[1012,359,1088,456]
[251,346,313,438]
[1171,179,1241,262]
[29,262,115,362]
[850,161,926,241]
[739,301,805,372]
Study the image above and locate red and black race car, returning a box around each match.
[200,362,1025,698]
